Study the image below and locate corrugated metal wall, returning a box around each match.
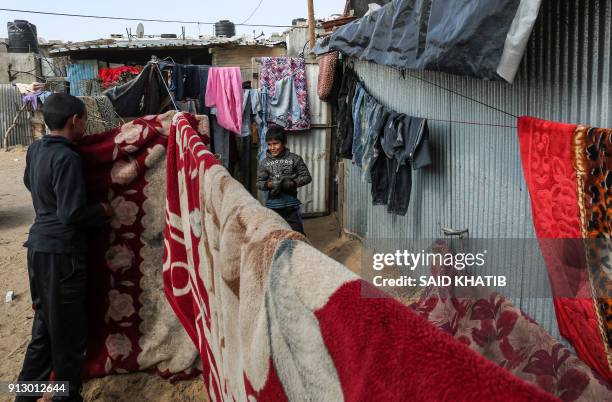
[0,84,33,147]
[343,0,612,340]
[67,60,99,96]
[287,61,331,215]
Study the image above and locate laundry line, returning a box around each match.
[0,8,306,28]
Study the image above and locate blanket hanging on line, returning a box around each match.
[77,111,202,379]
[163,113,559,401]
[411,241,612,401]
[518,116,612,383]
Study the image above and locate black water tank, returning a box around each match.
[215,20,235,38]
[7,20,39,53]
[292,18,307,26]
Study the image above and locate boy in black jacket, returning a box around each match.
[18,94,113,402]
[256,127,312,234]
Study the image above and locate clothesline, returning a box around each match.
[427,118,517,129]
[400,70,520,119]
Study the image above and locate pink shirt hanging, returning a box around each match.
[205,67,243,134]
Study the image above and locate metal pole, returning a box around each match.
[307,0,315,49]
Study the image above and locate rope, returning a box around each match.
[401,71,519,119]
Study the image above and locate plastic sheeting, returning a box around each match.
[315,0,541,82]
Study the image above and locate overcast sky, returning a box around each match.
[0,0,346,42]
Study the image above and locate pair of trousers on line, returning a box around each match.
[273,206,305,235]
[17,250,87,402]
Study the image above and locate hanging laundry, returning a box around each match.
[14,82,45,94]
[162,117,558,400]
[210,114,231,168]
[412,241,612,401]
[359,101,386,182]
[371,112,431,216]
[317,51,339,101]
[518,116,612,382]
[267,76,303,129]
[351,83,366,163]
[572,124,612,373]
[176,99,199,114]
[22,91,43,110]
[198,65,211,114]
[259,57,311,131]
[172,64,201,101]
[99,66,142,89]
[336,67,358,159]
[75,111,202,380]
[252,87,271,161]
[241,88,255,138]
[78,96,120,135]
[205,67,243,134]
[104,63,167,117]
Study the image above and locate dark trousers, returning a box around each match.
[16,250,87,402]
[273,206,305,235]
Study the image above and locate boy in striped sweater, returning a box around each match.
[256,127,312,234]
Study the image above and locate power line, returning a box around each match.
[240,0,265,25]
[0,8,305,29]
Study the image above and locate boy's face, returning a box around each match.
[267,139,285,157]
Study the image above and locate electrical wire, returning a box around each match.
[0,8,305,29]
[240,0,264,25]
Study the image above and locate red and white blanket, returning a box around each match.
[78,111,201,379]
[163,113,560,401]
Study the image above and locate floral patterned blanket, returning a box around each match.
[410,241,611,401]
[77,111,203,379]
[518,116,612,382]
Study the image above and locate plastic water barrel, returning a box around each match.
[7,20,39,53]
[214,20,236,38]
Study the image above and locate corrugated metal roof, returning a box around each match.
[0,84,33,148]
[50,36,286,55]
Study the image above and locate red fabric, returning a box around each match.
[162,113,222,398]
[315,281,559,402]
[77,113,200,380]
[518,116,612,382]
[410,241,612,401]
[79,117,164,377]
[99,66,142,88]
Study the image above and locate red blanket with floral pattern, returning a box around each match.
[518,116,612,382]
[163,113,559,401]
[77,111,202,379]
[411,241,612,401]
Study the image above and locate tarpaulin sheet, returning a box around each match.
[315,0,526,81]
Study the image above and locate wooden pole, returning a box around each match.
[3,103,27,151]
[307,0,316,49]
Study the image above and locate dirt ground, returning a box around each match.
[0,147,361,401]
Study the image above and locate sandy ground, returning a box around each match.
[0,147,361,401]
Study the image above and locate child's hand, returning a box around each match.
[281,178,297,192]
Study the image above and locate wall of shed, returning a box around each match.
[342,0,612,341]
